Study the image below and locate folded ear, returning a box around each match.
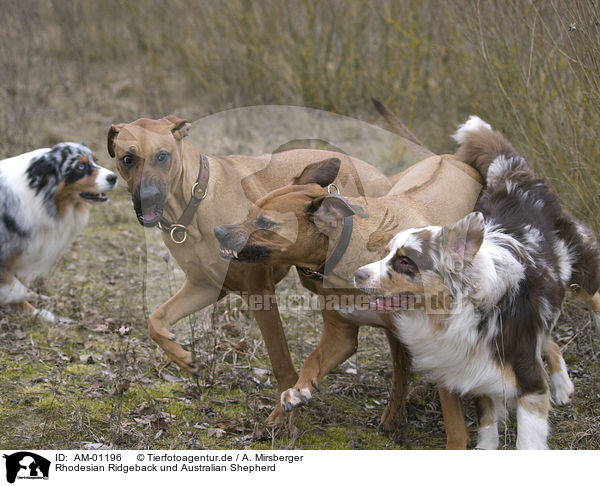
[107,123,125,158]
[308,194,368,229]
[442,212,485,272]
[164,114,191,140]
[291,157,341,186]
[27,153,60,193]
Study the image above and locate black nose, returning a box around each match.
[107,174,117,185]
[214,225,229,243]
[140,183,162,206]
[353,268,369,285]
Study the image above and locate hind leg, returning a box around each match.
[569,289,600,332]
[543,336,574,405]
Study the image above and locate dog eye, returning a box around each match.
[76,162,87,172]
[121,155,134,168]
[392,255,417,275]
[156,151,170,165]
[255,216,276,230]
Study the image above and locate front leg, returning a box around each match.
[13,301,56,323]
[593,291,600,332]
[251,292,300,425]
[252,294,299,392]
[1,270,55,323]
[475,395,499,449]
[437,385,469,449]
[516,391,550,449]
[379,329,411,431]
[148,278,220,374]
[279,309,358,414]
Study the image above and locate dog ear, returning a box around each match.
[107,124,125,158]
[164,115,191,140]
[27,154,60,193]
[442,212,485,272]
[308,195,368,229]
[291,157,341,186]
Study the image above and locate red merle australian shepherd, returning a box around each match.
[354,117,600,449]
[0,143,117,321]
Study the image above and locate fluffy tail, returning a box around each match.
[453,116,520,179]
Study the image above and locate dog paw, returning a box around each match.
[33,309,56,323]
[379,401,407,431]
[550,370,574,405]
[280,387,312,413]
[265,405,286,426]
[187,361,201,378]
[475,424,499,450]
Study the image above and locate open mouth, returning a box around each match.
[218,245,270,263]
[137,204,164,227]
[367,293,416,311]
[219,247,240,261]
[80,192,109,203]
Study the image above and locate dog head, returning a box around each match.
[26,142,117,217]
[353,212,485,311]
[214,157,367,266]
[107,115,191,227]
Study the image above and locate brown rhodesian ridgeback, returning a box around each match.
[215,154,485,448]
[106,115,393,424]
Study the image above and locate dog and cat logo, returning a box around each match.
[3,452,50,483]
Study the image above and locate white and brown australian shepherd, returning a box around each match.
[354,117,600,449]
[0,143,117,321]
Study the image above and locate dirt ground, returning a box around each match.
[0,183,598,450]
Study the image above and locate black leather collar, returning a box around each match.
[158,154,209,244]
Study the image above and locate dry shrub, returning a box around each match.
[0,0,597,230]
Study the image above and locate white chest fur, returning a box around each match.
[13,206,89,282]
[392,307,517,398]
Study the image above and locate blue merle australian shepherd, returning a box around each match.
[0,143,117,322]
[354,117,600,449]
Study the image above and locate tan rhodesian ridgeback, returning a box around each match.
[106,115,393,424]
[215,154,485,448]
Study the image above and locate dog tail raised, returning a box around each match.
[453,115,521,180]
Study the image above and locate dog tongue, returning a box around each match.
[368,295,404,311]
